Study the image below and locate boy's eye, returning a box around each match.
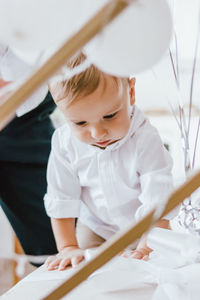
[103,112,117,119]
[75,121,86,126]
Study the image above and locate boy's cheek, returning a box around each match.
[113,122,130,139]
[73,129,91,144]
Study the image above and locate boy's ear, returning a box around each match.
[129,77,136,106]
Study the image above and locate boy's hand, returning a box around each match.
[45,246,84,271]
[119,246,151,261]
[120,219,169,260]
[130,247,151,261]
[119,233,152,261]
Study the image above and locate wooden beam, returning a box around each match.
[13,235,24,285]
[0,0,129,130]
[43,170,200,300]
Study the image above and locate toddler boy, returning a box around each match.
[44,53,172,270]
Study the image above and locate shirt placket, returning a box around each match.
[98,151,117,213]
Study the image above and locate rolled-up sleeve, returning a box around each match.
[44,129,81,218]
[134,125,176,221]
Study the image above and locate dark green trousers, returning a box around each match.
[0,93,57,265]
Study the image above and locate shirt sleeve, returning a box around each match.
[44,128,82,218]
[0,44,48,116]
[134,122,176,221]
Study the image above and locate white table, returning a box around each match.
[2,255,200,300]
[1,260,156,300]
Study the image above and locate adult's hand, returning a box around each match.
[0,78,12,101]
[0,78,11,88]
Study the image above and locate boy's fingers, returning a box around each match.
[45,256,56,267]
[71,255,84,268]
[47,257,62,270]
[131,248,149,260]
[142,255,149,261]
[131,250,143,259]
[119,251,130,258]
[58,258,71,271]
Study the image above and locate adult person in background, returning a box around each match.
[0,43,57,265]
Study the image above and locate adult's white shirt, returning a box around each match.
[44,106,174,240]
[0,43,48,116]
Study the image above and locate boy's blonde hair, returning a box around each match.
[49,52,128,105]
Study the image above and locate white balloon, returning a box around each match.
[84,0,173,77]
[0,0,85,51]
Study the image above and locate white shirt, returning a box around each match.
[0,43,48,116]
[44,106,174,240]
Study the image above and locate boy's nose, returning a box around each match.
[91,125,107,140]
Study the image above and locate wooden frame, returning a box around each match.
[43,171,200,300]
[13,235,23,285]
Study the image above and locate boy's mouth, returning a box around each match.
[95,140,111,147]
[94,138,121,148]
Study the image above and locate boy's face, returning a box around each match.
[57,75,136,149]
